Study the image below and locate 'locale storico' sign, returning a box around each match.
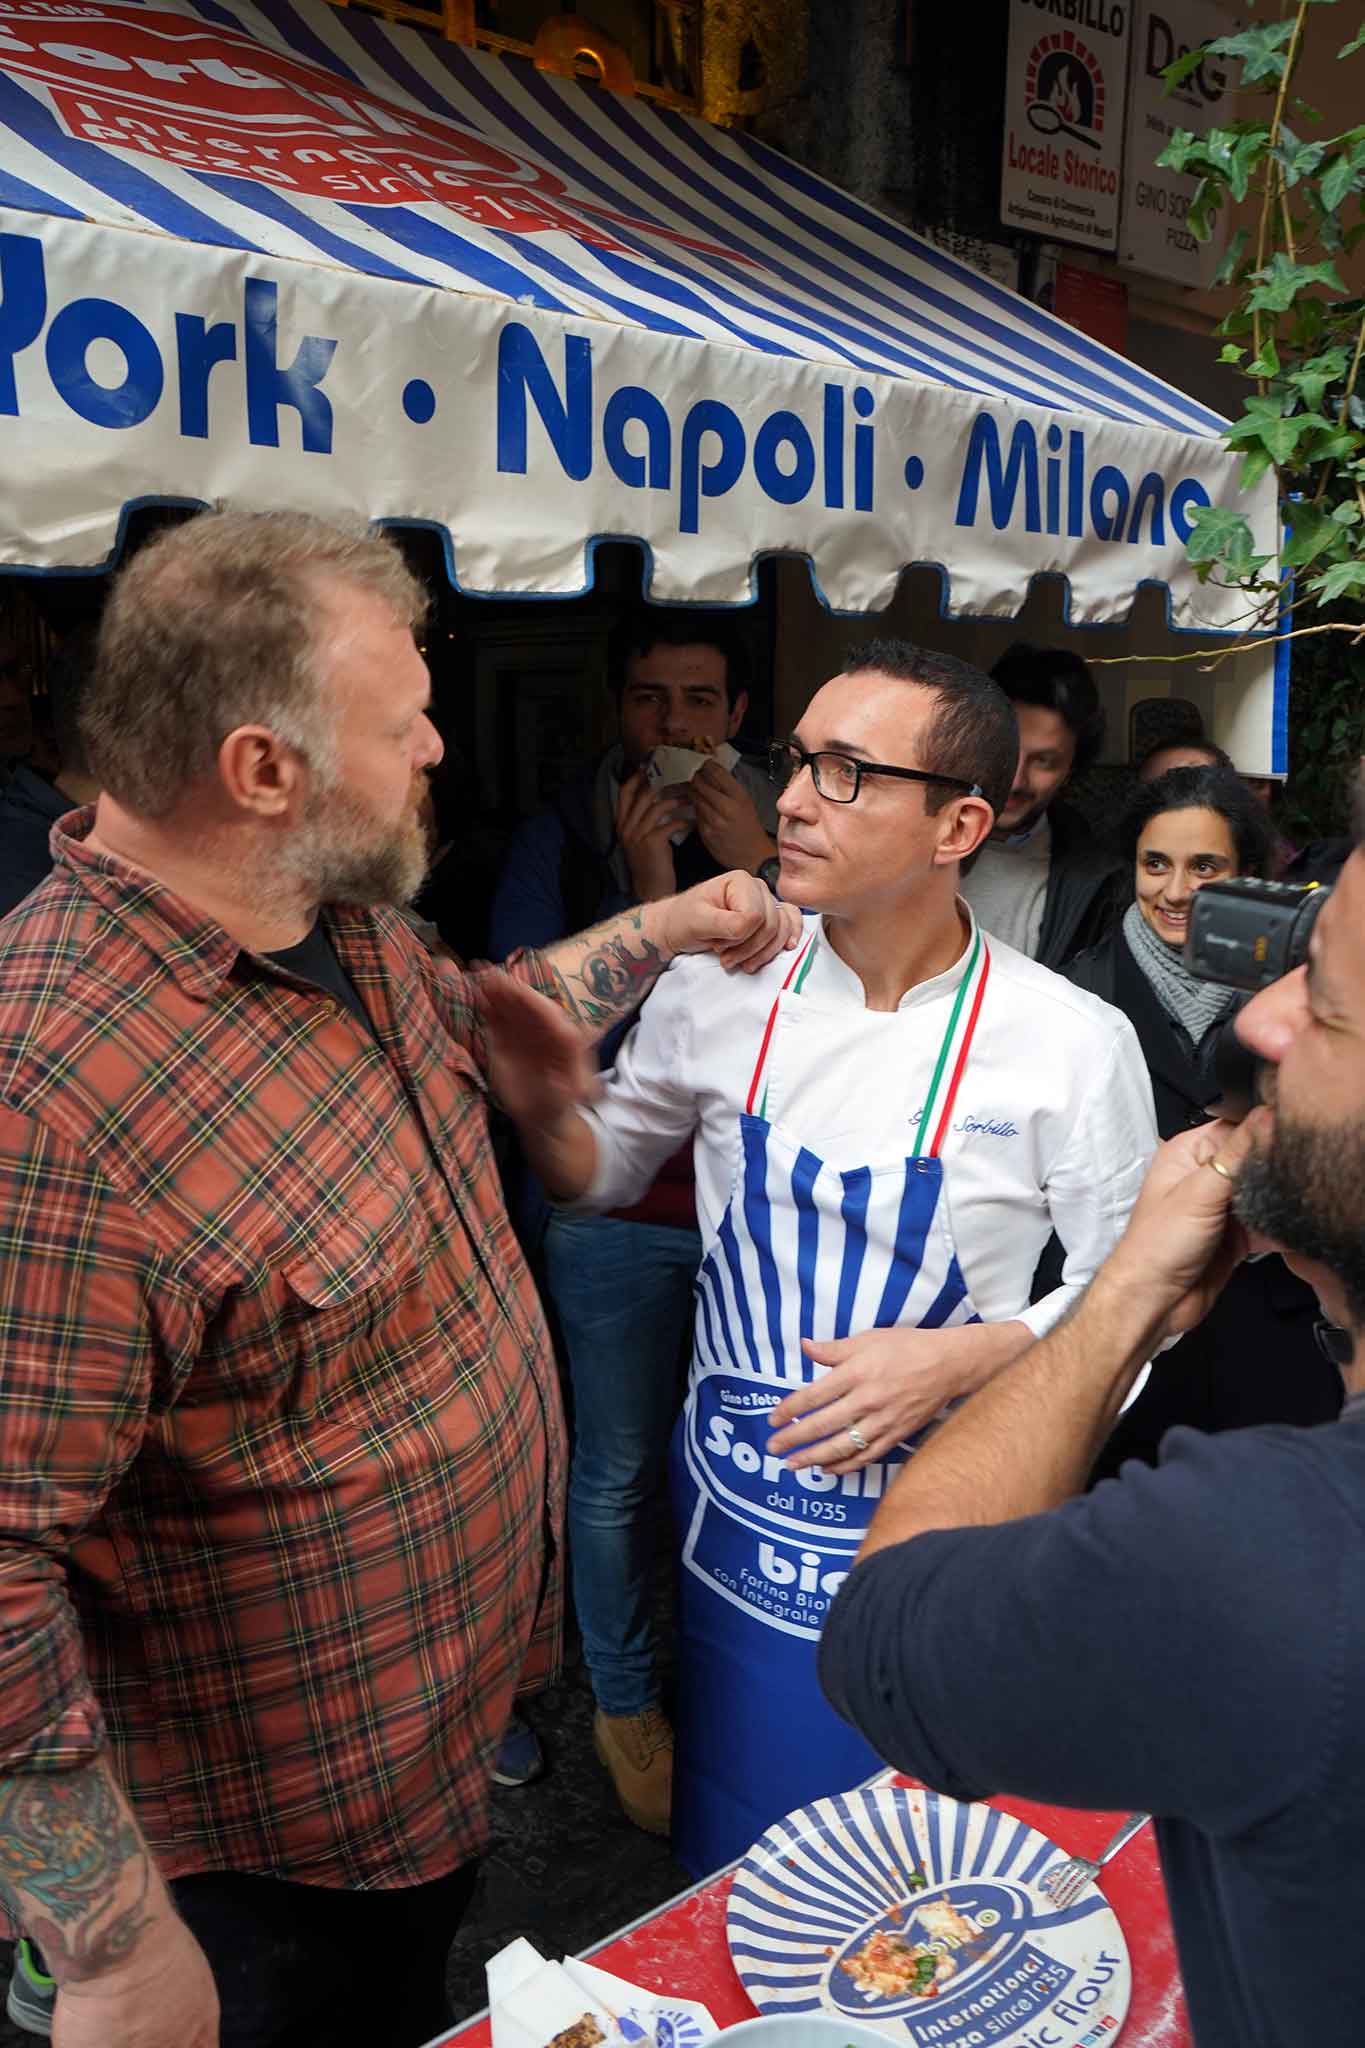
[1001,1,1133,250]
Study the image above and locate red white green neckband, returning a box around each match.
[745,924,991,1154]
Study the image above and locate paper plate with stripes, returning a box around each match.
[725,1785,1130,2046]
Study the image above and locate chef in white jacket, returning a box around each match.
[496,641,1157,1875]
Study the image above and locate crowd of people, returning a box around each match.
[0,506,1358,2048]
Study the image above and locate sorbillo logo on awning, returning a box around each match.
[0,0,745,256]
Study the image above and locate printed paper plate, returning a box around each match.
[726,1785,1130,2048]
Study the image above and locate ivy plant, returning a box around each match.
[1158,1,1365,833]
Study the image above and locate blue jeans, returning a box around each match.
[543,1213,700,1717]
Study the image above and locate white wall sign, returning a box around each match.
[1001,0,1133,251]
[1120,1,1234,285]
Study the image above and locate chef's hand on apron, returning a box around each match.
[659,870,802,973]
[765,1323,1033,1473]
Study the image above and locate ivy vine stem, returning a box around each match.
[1253,1,1308,394]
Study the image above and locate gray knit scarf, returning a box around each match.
[1123,899,1235,1045]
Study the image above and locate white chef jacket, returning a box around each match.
[571,907,1157,1340]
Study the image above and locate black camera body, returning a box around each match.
[1185,878,1328,993]
[1185,879,1329,1121]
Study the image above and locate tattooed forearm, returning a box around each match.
[0,1759,157,1983]
[544,909,667,1031]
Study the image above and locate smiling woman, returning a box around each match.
[1068,765,1272,1135]
[1062,764,1343,1475]
[1129,774,1267,956]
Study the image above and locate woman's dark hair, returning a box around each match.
[1119,765,1275,876]
[990,642,1106,774]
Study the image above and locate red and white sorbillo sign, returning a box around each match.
[1001,1,1133,251]
[0,0,739,250]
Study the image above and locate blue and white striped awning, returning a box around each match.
[0,0,1275,627]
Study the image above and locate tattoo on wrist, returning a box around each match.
[554,913,665,1028]
[0,1768,153,1982]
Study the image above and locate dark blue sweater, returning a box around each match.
[819,1406,1365,2047]
[0,764,67,920]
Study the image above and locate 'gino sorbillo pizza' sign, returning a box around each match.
[1000,1,1133,251]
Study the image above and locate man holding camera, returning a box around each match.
[820,798,1365,2047]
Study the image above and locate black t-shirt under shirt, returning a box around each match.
[266,918,372,1036]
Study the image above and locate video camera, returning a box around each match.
[1185,878,1329,1121]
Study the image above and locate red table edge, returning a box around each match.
[425,1858,735,2046]
[425,1775,1189,2048]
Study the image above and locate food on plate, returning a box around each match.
[843,1900,981,2001]
[549,2015,606,2048]
[842,1929,957,2000]
[915,1900,978,1948]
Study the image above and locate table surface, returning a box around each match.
[430,1780,1189,2048]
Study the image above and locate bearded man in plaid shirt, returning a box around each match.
[0,509,798,2048]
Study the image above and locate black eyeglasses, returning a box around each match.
[766,739,982,806]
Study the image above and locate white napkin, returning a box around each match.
[644,741,740,791]
[486,1937,717,2048]
[644,742,741,846]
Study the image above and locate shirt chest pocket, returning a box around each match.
[271,1177,431,1427]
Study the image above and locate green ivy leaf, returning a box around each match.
[1246,252,1348,311]
[1286,347,1350,411]
[1219,341,1248,365]
[1321,152,1362,212]
[1282,507,1344,568]
[1331,501,1363,526]
[1207,22,1297,86]
[1182,504,1252,561]
[1186,176,1221,242]
[1157,127,1202,174]
[1215,228,1252,286]
[1161,48,1209,89]
[1300,425,1361,464]
[1246,338,1281,377]
[1294,300,1332,347]
[1183,504,1271,580]
[1308,560,1365,602]
[1240,446,1275,490]
[1339,25,1365,59]
[1273,127,1327,187]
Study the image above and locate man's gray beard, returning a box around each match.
[284,781,429,910]
[1235,1111,1365,1331]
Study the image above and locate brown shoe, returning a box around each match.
[593,1706,674,1835]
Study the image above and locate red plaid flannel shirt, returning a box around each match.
[0,814,565,1890]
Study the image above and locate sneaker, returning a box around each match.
[6,1937,55,2037]
[490,1711,545,1788]
[593,1706,673,1836]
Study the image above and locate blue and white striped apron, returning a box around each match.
[670,928,992,1875]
